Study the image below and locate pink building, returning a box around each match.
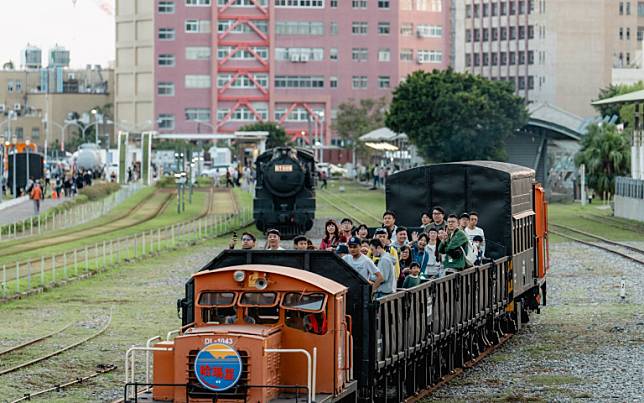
[154,0,450,146]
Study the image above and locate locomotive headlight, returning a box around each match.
[233,270,246,282]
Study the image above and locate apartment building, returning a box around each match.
[115,0,450,144]
[0,64,113,149]
[454,0,644,117]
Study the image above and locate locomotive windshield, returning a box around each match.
[239,292,277,306]
[282,293,326,311]
[198,292,235,306]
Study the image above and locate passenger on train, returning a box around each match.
[438,214,469,272]
[428,206,447,232]
[420,211,432,233]
[320,219,341,251]
[339,218,354,240]
[265,229,284,250]
[382,210,398,239]
[293,235,309,251]
[335,243,349,258]
[354,224,369,239]
[343,237,384,293]
[228,232,256,250]
[402,262,422,289]
[391,226,409,251]
[459,213,470,230]
[371,228,400,278]
[464,211,486,255]
[370,238,396,298]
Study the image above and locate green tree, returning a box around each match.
[239,121,291,149]
[385,69,528,162]
[333,97,387,156]
[575,123,630,197]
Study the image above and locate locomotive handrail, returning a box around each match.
[265,347,317,403]
[145,336,162,385]
[124,346,174,400]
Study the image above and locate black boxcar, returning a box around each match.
[7,152,45,195]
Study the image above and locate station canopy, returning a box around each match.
[591,89,644,105]
[359,127,407,151]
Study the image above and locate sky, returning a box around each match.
[0,0,115,68]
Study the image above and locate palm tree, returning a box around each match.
[575,124,631,198]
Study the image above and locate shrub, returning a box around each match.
[79,181,121,201]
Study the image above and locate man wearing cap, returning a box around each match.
[229,232,256,250]
[459,212,470,230]
[266,229,285,250]
[343,236,383,293]
[293,235,309,251]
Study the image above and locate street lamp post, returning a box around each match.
[91,109,99,145]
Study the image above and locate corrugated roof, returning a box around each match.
[591,89,644,105]
[527,102,587,139]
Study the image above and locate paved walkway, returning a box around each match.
[0,197,67,226]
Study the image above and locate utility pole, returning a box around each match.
[580,164,587,206]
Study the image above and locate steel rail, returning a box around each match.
[405,333,514,402]
[9,364,117,403]
[550,229,644,265]
[0,314,112,376]
[0,322,73,357]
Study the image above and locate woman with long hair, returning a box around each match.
[320,219,340,250]
[397,245,413,288]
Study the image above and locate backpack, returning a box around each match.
[460,241,477,267]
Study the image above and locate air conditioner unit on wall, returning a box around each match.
[14,103,22,111]
[300,54,309,62]
[290,54,300,62]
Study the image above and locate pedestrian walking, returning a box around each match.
[30,181,43,215]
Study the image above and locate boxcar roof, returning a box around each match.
[442,160,535,178]
[193,264,348,295]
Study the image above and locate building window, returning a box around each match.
[378,48,390,62]
[491,53,498,65]
[330,76,338,88]
[15,81,22,92]
[218,19,268,34]
[186,20,211,33]
[620,1,624,14]
[509,51,516,65]
[417,50,442,63]
[518,76,525,90]
[491,2,498,15]
[274,75,325,88]
[15,127,24,139]
[276,48,324,61]
[518,0,525,14]
[217,46,268,60]
[378,76,390,88]
[483,28,489,41]
[417,24,442,37]
[431,0,441,11]
[465,54,471,67]
[157,82,175,96]
[219,0,267,5]
[185,108,211,121]
[185,75,211,88]
[518,26,525,39]
[32,128,40,139]
[330,22,338,35]
[276,21,324,35]
[400,48,413,61]
[483,3,489,16]
[627,27,631,40]
[473,54,480,66]
[329,48,338,60]
[500,51,507,65]
[158,54,175,66]
[528,50,534,64]
[186,47,211,60]
[217,73,268,88]
[482,53,489,66]
[352,48,369,62]
[352,22,368,34]
[620,27,624,40]
[528,76,534,90]
[518,51,525,65]
[352,0,367,8]
[509,26,516,40]
[500,1,507,15]
[352,76,368,89]
[465,4,471,17]
[465,29,472,42]
[378,0,390,8]
[158,28,176,40]
[400,23,413,35]
[275,0,324,7]
[492,27,498,40]
[528,25,534,39]
[187,0,211,5]
[378,22,390,34]
[158,1,175,13]
[474,28,480,41]
[331,0,337,6]
[158,114,175,129]
[500,27,507,40]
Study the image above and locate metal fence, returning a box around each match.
[0,208,253,300]
[0,184,143,241]
[615,176,644,200]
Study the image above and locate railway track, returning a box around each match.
[318,189,382,225]
[581,214,644,234]
[551,224,644,265]
[0,190,174,259]
[0,322,73,357]
[0,314,112,376]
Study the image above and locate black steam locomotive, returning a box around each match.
[253,147,316,238]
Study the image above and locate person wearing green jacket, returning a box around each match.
[437,214,469,272]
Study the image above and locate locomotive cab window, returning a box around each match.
[198,292,237,324]
[283,293,328,335]
[239,292,279,324]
